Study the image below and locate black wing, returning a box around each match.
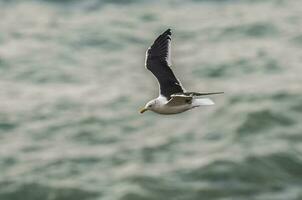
[145,29,184,99]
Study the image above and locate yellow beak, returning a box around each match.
[139,108,148,114]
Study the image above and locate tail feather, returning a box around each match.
[192,98,215,107]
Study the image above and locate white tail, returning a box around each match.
[192,98,215,107]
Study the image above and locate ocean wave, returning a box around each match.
[237,109,294,135]
[0,182,100,200]
[193,55,281,78]
[219,22,278,39]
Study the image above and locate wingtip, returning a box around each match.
[164,28,172,35]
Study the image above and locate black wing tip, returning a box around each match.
[163,28,172,35]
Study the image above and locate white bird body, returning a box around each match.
[144,95,215,115]
[152,95,190,115]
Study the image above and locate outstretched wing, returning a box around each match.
[145,29,184,99]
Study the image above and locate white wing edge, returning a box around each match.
[166,39,172,67]
[144,47,150,68]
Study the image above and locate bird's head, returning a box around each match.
[140,99,156,114]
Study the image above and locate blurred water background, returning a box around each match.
[1,0,302,199]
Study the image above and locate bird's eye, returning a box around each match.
[148,105,152,108]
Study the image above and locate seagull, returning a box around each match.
[140,29,223,115]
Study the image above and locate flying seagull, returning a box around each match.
[140,29,223,114]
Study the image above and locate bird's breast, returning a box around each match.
[153,104,191,115]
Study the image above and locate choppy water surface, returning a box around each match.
[1,0,302,199]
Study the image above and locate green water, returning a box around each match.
[0,0,302,199]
